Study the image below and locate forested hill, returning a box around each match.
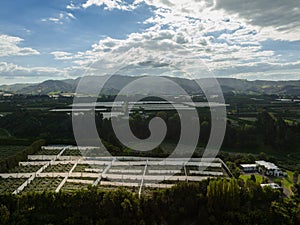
[1,75,299,95]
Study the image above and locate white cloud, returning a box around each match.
[67,17,300,80]
[82,0,138,11]
[67,2,81,10]
[21,0,300,81]
[138,0,300,30]
[214,60,300,80]
[41,12,76,24]
[67,13,76,20]
[214,0,300,32]
[0,62,84,84]
[0,61,71,78]
[227,70,300,81]
[67,12,267,68]
[0,34,40,57]
[51,51,74,60]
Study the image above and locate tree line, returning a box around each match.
[0,139,45,172]
[0,178,299,225]
[0,109,299,153]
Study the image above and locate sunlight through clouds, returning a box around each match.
[0,0,299,82]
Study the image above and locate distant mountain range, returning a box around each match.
[0,75,299,96]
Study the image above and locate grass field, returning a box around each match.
[281,170,300,194]
[240,174,263,183]
[240,171,300,196]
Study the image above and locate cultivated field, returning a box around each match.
[0,145,231,196]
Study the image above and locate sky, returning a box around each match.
[0,0,300,84]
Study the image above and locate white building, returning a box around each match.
[240,164,257,172]
[260,183,283,190]
[255,160,283,177]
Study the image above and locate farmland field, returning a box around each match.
[61,181,91,191]
[9,165,42,173]
[44,163,73,173]
[35,149,61,155]
[0,178,27,193]
[62,148,82,156]
[281,170,300,194]
[240,174,264,183]
[22,177,64,193]
[73,164,104,173]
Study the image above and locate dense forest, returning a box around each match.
[0,139,45,173]
[0,179,299,225]
[0,108,299,152]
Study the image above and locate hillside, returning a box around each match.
[1,76,299,96]
[0,83,31,92]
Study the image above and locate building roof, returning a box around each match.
[240,164,257,168]
[255,160,279,170]
[260,183,282,189]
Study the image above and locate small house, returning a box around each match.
[255,160,283,177]
[260,183,283,190]
[240,164,257,172]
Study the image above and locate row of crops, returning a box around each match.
[61,181,91,191]
[22,177,63,193]
[73,164,104,173]
[36,147,104,157]
[0,147,227,193]
[62,149,82,156]
[29,148,92,156]
[44,163,73,173]
[0,178,27,193]
[35,149,62,155]
[34,148,101,157]
[5,163,224,178]
[6,163,105,174]
[9,165,42,173]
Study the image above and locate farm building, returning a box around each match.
[260,183,283,190]
[240,164,257,172]
[240,161,285,177]
[255,160,284,177]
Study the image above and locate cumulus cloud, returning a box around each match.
[139,0,300,31]
[0,62,84,84]
[51,51,74,60]
[66,13,266,69]
[61,29,224,78]
[82,0,139,11]
[227,71,300,81]
[214,60,300,80]
[13,0,298,81]
[0,61,71,78]
[70,0,300,80]
[214,0,300,32]
[0,34,40,57]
